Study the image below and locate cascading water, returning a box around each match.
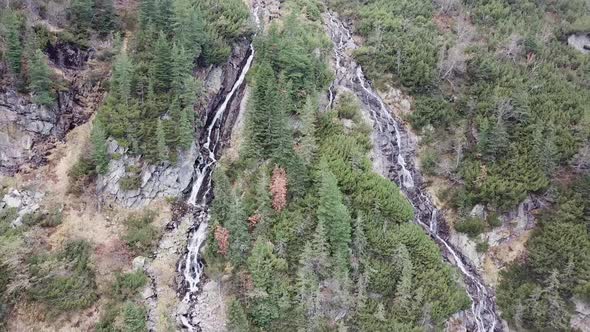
[177,2,261,330]
[325,11,502,332]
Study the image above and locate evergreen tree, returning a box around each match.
[172,0,205,55]
[139,0,156,31]
[6,11,23,75]
[178,108,194,150]
[91,121,110,174]
[170,43,193,95]
[92,0,117,36]
[29,50,55,106]
[226,196,251,265]
[154,0,173,34]
[211,168,233,225]
[70,0,93,34]
[393,244,413,320]
[111,50,133,107]
[153,31,172,92]
[352,215,367,275]
[316,162,352,269]
[299,96,318,164]
[227,298,250,332]
[156,119,169,162]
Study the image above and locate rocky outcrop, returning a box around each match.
[568,33,590,54]
[0,42,104,175]
[98,140,198,208]
[0,188,45,227]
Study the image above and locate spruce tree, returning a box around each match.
[91,122,110,174]
[178,108,194,150]
[227,299,250,332]
[139,0,156,31]
[153,31,172,92]
[299,95,318,164]
[111,50,133,107]
[6,11,23,75]
[226,196,251,265]
[171,43,193,95]
[393,244,413,320]
[172,0,205,55]
[70,0,93,34]
[29,50,55,106]
[316,162,352,269]
[156,119,169,162]
[92,0,117,36]
[154,0,173,34]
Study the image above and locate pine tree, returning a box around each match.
[153,31,172,92]
[393,244,413,320]
[172,0,205,55]
[170,43,193,96]
[139,0,156,31]
[226,196,250,265]
[70,0,93,34]
[299,95,318,164]
[227,298,250,332]
[156,119,169,162]
[93,0,117,36]
[316,162,352,269]
[351,215,366,275]
[154,0,173,34]
[111,50,133,107]
[91,121,110,174]
[178,108,194,150]
[29,49,55,106]
[6,11,23,75]
[211,168,233,224]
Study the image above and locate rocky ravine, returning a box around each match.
[325,11,503,331]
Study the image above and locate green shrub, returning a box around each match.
[123,211,160,256]
[454,217,485,237]
[420,149,437,176]
[21,207,62,228]
[28,240,98,315]
[0,207,18,233]
[68,154,97,195]
[476,241,489,253]
[122,302,147,332]
[486,213,502,228]
[120,175,141,191]
[112,271,148,301]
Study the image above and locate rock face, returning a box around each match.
[0,188,45,227]
[0,43,103,175]
[568,33,590,54]
[98,140,198,208]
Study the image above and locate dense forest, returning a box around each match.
[329,0,590,330]
[204,1,469,330]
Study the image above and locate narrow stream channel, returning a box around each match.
[325,11,503,332]
[177,2,262,330]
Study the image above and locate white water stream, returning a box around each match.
[178,2,261,330]
[325,11,501,331]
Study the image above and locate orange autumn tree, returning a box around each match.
[270,166,287,212]
[214,225,230,256]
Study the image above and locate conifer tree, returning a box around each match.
[91,122,110,174]
[156,119,169,162]
[211,168,233,225]
[316,162,352,268]
[226,197,250,265]
[29,50,55,106]
[111,50,133,107]
[227,299,250,332]
[139,0,156,31]
[6,11,23,75]
[172,0,205,55]
[299,95,318,164]
[93,0,117,36]
[393,244,413,320]
[171,43,193,95]
[70,0,93,34]
[153,31,172,92]
[154,0,173,34]
[178,108,194,150]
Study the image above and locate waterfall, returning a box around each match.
[178,2,261,330]
[325,11,501,332]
